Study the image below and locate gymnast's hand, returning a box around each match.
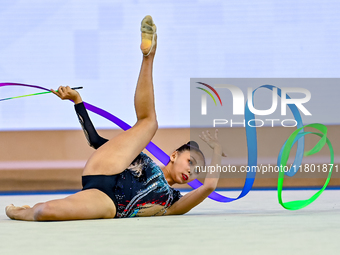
[199,129,227,157]
[51,86,82,104]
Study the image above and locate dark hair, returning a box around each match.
[176,141,205,166]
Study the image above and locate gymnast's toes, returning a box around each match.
[5,204,16,218]
[5,204,30,219]
[5,204,13,211]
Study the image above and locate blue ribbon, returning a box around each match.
[188,85,305,201]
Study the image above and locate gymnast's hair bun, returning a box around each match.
[187,141,199,149]
[175,141,205,164]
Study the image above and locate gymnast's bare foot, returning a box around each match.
[140,15,157,57]
[5,204,31,219]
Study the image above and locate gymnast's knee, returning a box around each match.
[137,117,158,133]
[33,203,55,221]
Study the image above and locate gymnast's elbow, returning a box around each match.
[202,183,217,194]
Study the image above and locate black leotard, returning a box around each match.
[75,103,182,218]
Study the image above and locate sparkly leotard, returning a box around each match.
[75,103,182,218]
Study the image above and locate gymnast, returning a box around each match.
[5,15,226,221]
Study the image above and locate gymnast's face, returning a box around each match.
[170,150,204,184]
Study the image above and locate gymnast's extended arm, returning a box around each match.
[166,130,225,215]
[51,86,108,149]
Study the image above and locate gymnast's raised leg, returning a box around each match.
[82,40,157,176]
[5,16,158,221]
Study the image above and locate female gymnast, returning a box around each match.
[5,15,226,221]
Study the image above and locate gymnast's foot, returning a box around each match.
[140,15,157,56]
[5,204,30,219]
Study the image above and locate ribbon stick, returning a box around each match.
[0,86,83,102]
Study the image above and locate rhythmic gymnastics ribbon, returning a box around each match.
[277,124,333,210]
[0,86,83,102]
[188,84,308,203]
[0,83,333,210]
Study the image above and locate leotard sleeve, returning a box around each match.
[74,102,108,149]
